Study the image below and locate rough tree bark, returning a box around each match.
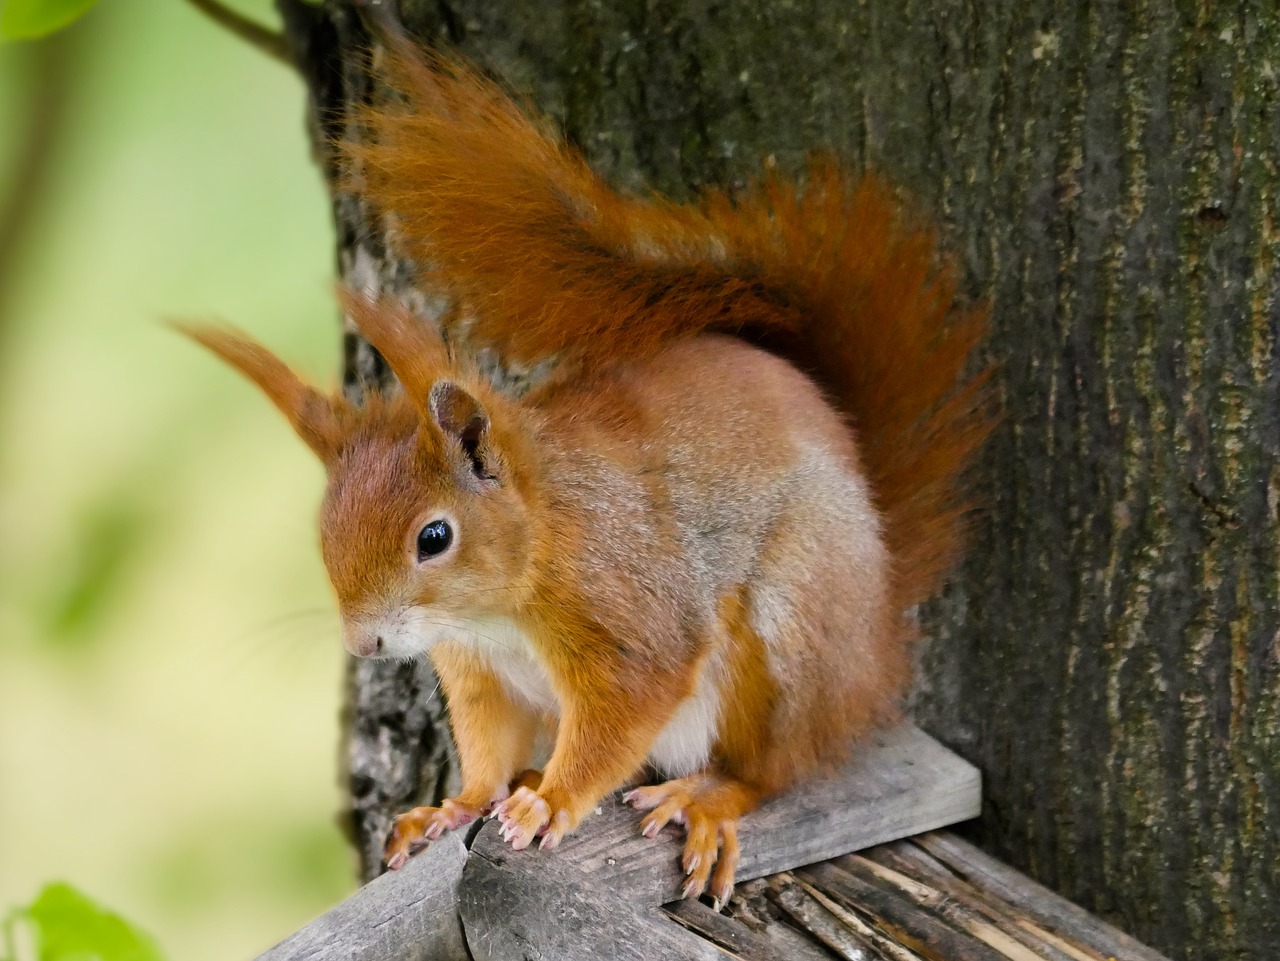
[273,2,1279,959]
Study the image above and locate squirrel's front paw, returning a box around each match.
[496,786,573,851]
[384,798,482,870]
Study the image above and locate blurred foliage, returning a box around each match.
[44,497,147,647]
[0,1,354,958]
[0,0,99,40]
[3,883,165,961]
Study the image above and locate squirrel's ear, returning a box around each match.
[175,323,341,463]
[339,288,449,409]
[428,381,500,485]
[340,291,502,484]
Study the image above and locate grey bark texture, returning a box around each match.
[275,2,1280,959]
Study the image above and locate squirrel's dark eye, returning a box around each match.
[416,520,453,561]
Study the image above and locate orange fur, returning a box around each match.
[430,640,541,807]
[183,44,991,904]
[712,589,779,790]
[349,50,989,618]
[174,322,342,461]
[383,641,539,869]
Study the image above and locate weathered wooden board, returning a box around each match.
[862,843,1095,961]
[912,834,1172,961]
[665,899,829,961]
[799,861,1012,961]
[766,875,913,961]
[254,725,980,960]
[460,724,980,958]
[752,838,1175,961]
[501,724,981,906]
[254,831,469,961]
[461,842,723,961]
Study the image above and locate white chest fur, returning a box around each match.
[425,613,560,714]
[646,672,721,778]
[419,610,721,778]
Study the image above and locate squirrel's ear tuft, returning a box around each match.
[339,288,450,406]
[340,290,504,485]
[174,322,341,464]
[428,381,499,485]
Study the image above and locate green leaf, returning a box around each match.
[8,884,165,961]
[0,0,101,39]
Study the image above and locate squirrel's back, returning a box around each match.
[532,332,881,592]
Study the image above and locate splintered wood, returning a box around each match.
[683,832,1171,961]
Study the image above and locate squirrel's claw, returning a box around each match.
[537,809,572,850]
[383,799,482,869]
[627,775,748,912]
[495,786,552,850]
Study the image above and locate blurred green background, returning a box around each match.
[0,1,357,957]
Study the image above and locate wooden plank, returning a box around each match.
[838,854,1058,961]
[799,861,1009,961]
[914,834,1173,961]
[254,725,981,960]
[461,835,724,961]
[254,832,469,961]
[665,899,813,961]
[760,914,857,961]
[865,842,1105,961]
[559,725,982,904]
[768,874,900,961]
[722,879,848,961]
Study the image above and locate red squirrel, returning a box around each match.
[182,47,988,909]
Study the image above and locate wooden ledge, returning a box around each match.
[258,724,981,960]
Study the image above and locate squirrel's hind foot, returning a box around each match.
[624,773,761,911]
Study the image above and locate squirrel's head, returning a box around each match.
[179,293,536,661]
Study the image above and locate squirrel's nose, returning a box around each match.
[343,628,384,659]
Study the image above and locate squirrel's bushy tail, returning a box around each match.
[347,50,990,610]
[707,170,990,610]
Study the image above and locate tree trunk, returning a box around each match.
[276,2,1280,958]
